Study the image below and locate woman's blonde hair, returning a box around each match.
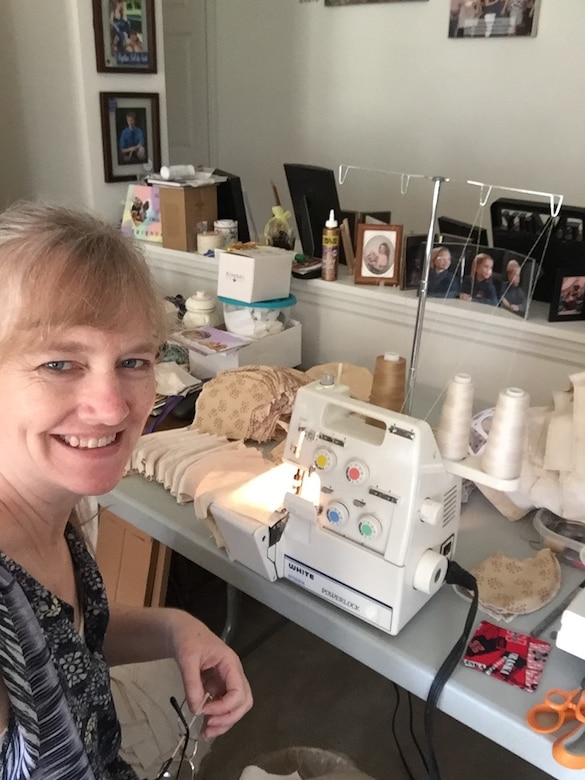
[0,201,168,357]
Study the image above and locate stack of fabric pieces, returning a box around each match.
[193,366,310,442]
[126,428,249,503]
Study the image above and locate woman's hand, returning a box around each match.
[169,611,253,738]
[105,604,253,738]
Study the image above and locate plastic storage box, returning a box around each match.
[219,294,296,339]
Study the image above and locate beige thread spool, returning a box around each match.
[369,352,406,413]
[482,386,530,480]
[435,373,474,461]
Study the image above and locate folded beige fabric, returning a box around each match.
[470,548,561,622]
[193,366,310,442]
[126,427,248,503]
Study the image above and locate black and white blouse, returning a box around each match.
[0,524,138,780]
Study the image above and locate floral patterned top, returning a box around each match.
[0,524,138,780]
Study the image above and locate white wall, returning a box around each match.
[0,0,169,223]
[208,0,585,240]
[2,0,583,233]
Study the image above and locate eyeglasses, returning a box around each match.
[154,694,210,780]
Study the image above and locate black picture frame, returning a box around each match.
[99,92,161,183]
[92,0,157,73]
[490,197,585,304]
[548,267,585,322]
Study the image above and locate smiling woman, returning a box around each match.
[0,202,253,780]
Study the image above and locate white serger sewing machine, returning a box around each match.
[211,377,516,635]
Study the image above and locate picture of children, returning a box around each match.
[557,276,585,317]
[110,1,131,56]
[428,246,460,298]
[355,225,402,286]
[500,259,526,315]
[363,235,395,276]
[460,253,499,306]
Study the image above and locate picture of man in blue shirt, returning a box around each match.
[119,110,146,164]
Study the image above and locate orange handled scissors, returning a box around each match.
[527,679,585,769]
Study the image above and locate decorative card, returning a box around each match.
[121,184,162,244]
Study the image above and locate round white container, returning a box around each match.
[183,290,223,328]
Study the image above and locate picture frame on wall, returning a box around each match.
[92,0,157,73]
[326,0,427,5]
[548,267,585,322]
[354,224,402,286]
[99,92,161,182]
[448,0,540,39]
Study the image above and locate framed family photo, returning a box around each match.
[355,224,402,286]
[548,268,585,322]
[326,0,427,5]
[449,0,540,39]
[92,0,157,73]
[99,92,161,182]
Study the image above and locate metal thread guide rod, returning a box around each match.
[338,164,564,410]
[406,175,445,416]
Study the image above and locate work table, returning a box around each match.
[99,476,585,780]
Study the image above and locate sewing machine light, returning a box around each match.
[217,461,321,520]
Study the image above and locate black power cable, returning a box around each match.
[423,560,479,780]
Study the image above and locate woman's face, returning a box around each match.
[0,319,158,503]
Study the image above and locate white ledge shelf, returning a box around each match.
[143,243,585,405]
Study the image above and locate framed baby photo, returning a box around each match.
[92,0,157,73]
[355,224,403,286]
[99,92,161,182]
[548,267,585,322]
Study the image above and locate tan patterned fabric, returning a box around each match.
[193,366,310,442]
[470,548,561,622]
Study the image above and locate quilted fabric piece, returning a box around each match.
[193,366,310,442]
[471,548,561,622]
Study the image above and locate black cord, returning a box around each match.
[424,560,479,780]
[391,682,418,780]
[407,691,428,773]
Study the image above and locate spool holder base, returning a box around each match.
[443,453,520,492]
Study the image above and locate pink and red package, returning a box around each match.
[463,620,551,692]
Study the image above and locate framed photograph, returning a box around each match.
[459,245,537,319]
[355,224,402,286]
[92,0,157,73]
[449,0,540,39]
[327,0,427,5]
[549,268,585,322]
[402,234,468,291]
[99,92,161,182]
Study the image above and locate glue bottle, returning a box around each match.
[321,209,340,281]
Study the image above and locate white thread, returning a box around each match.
[481,387,529,479]
[435,373,474,461]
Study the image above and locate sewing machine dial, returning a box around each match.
[345,460,368,484]
[358,515,382,540]
[325,501,349,527]
[314,448,336,471]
